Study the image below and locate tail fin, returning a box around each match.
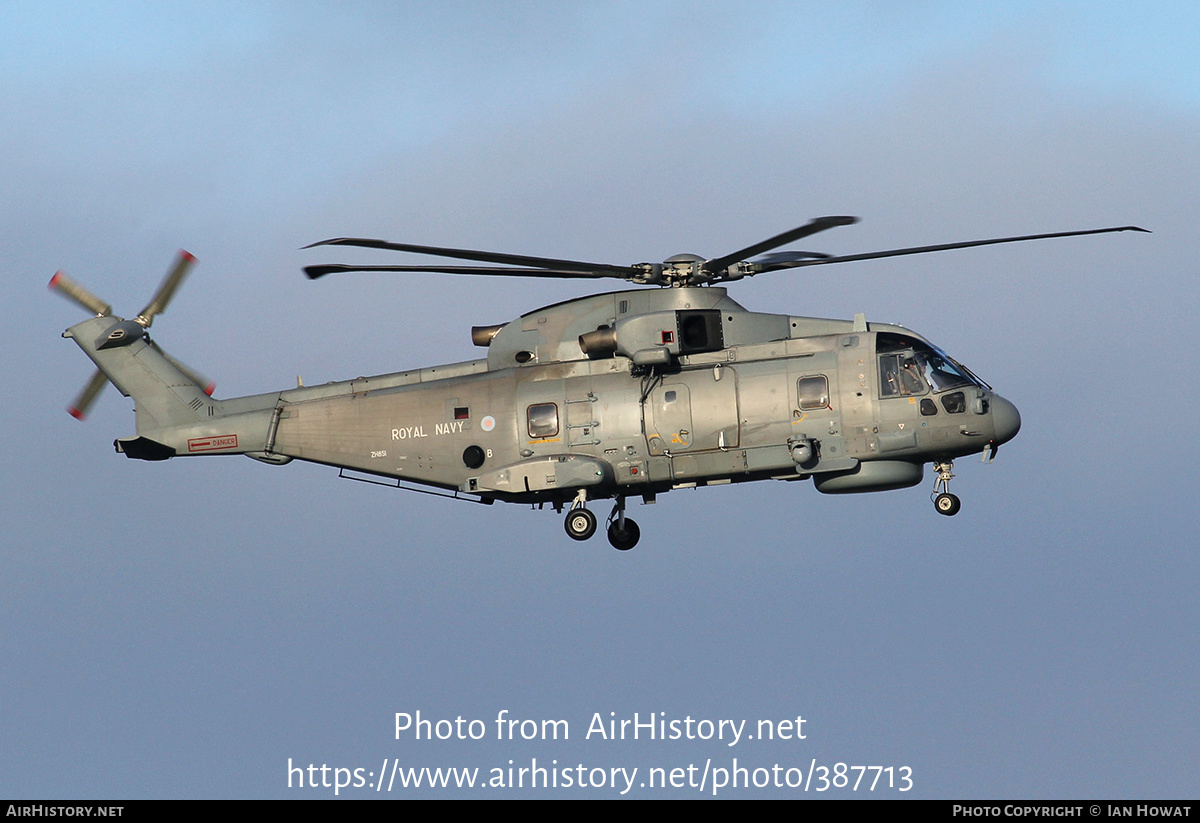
[53,251,214,431]
[63,315,215,432]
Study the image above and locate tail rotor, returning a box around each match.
[145,337,215,396]
[66,369,109,420]
[136,250,195,328]
[49,270,111,317]
[52,250,211,419]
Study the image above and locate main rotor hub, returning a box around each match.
[660,253,706,287]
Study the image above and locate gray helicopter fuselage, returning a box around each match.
[60,217,1144,547]
[104,286,1017,506]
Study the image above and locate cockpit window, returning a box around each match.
[880,353,926,397]
[941,391,966,414]
[916,349,973,393]
[878,333,977,397]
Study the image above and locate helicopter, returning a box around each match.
[54,216,1146,551]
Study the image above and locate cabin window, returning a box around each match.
[798,375,830,410]
[527,403,559,439]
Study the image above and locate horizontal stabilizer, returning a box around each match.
[114,436,176,461]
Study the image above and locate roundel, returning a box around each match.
[481,415,496,432]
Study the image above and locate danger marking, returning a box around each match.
[188,434,239,452]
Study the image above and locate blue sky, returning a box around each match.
[2,1,1198,798]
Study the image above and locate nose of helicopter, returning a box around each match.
[990,393,1021,445]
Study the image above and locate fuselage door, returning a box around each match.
[644,367,739,454]
[645,383,692,454]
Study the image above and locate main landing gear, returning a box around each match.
[564,507,598,540]
[931,460,961,516]
[563,491,640,550]
[606,497,640,551]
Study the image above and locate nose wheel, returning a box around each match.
[931,461,961,516]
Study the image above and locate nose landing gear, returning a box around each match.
[931,460,961,516]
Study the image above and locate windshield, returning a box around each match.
[915,346,975,392]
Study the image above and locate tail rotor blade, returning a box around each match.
[146,339,215,396]
[137,250,196,327]
[49,271,111,317]
[67,370,108,420]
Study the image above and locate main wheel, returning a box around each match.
[607,518,641,551]
[565,508,598,541]
[934,492,961,516]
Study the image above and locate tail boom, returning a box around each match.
[63,315,277,460]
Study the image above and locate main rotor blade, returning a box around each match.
[755,225,1150,272]
[752,251,833,264]
[704,216,859,274]
[137,250,196,327]
[67,369,108,420]
[303,237,637,277]
[49,271,111,316]
[304,264,615,280]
